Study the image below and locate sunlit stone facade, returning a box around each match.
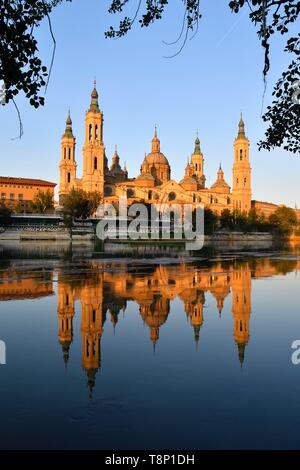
[59,84,252,214]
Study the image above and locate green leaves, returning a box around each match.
[0,0,70,108]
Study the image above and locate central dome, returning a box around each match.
[145,152,169,165]
[143,128,171,183]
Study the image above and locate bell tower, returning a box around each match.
[59,110,76,205]
[82,81,105,197]
[191,133,205,188]
[232,114,252,213]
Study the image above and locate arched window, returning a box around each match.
[68,148,71,159]
[195,163,198,171]
[67,172,71,183]
[148,190,152,200]
[95,125,98,140]
[64,148,66,159]
[104,186,113,196]
[94,157,97,170]
[89,124,92,141]
[127,188,135,198]
[240,149,243,161]
[244,177,247,186]
[237,178,239,185]
[168,192,176,201]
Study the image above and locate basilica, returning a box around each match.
[59,83,252,214]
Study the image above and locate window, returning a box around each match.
[195,163,198,171]
[67,172,71,183]
[127,188,135,198]
[1,193,5,200]
[89,124,92,141]
[94,157,97,170]
[240,149,243,161]
[95,125,98,140]
[148,190,152,200]
[236,178,239,185]
[66,294,69,306]
[92,309,96,323]
[68,148,71,159]
[168,192,176,201]
[10,193,14,200]
[104,186,113,196]
[244,177,247,186]
[64,148,66,159]
[18,194,23,200]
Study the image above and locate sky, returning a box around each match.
[0,0,299,206]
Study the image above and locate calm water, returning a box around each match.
[1,243,300,449]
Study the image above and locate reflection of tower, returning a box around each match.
[57,283,75,368]
[231,265,252,366]
[139,295,170,350]
[184,291,205,348]
[80,280,104,395]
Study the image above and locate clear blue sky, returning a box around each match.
[0,0,299,206]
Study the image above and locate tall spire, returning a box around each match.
[151,126,160,153]
[89,80,100,113]
[63,109,73,137]
[237,112,246,139]
[218,163,224,179]
[193,132,201,155]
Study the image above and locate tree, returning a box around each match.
[203,208,219,235]
[62,189,100,233]
[15,200,24,214]
[269,205,298,235]
[86,191,102,217]
[220,209,235,230]
[0,201,12,225]
[30,189,54,214]
[0,1,299,150]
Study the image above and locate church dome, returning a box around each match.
[145,152,169,165]
[142,128,171,184]
[211,164,230,192]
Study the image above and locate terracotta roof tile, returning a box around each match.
[0,176,56,187]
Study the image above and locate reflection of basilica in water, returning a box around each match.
[56,262,253,393]
[1,257,299,394]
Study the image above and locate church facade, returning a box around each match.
[59,83,252,214]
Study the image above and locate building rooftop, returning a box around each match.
[0,176,56,187]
